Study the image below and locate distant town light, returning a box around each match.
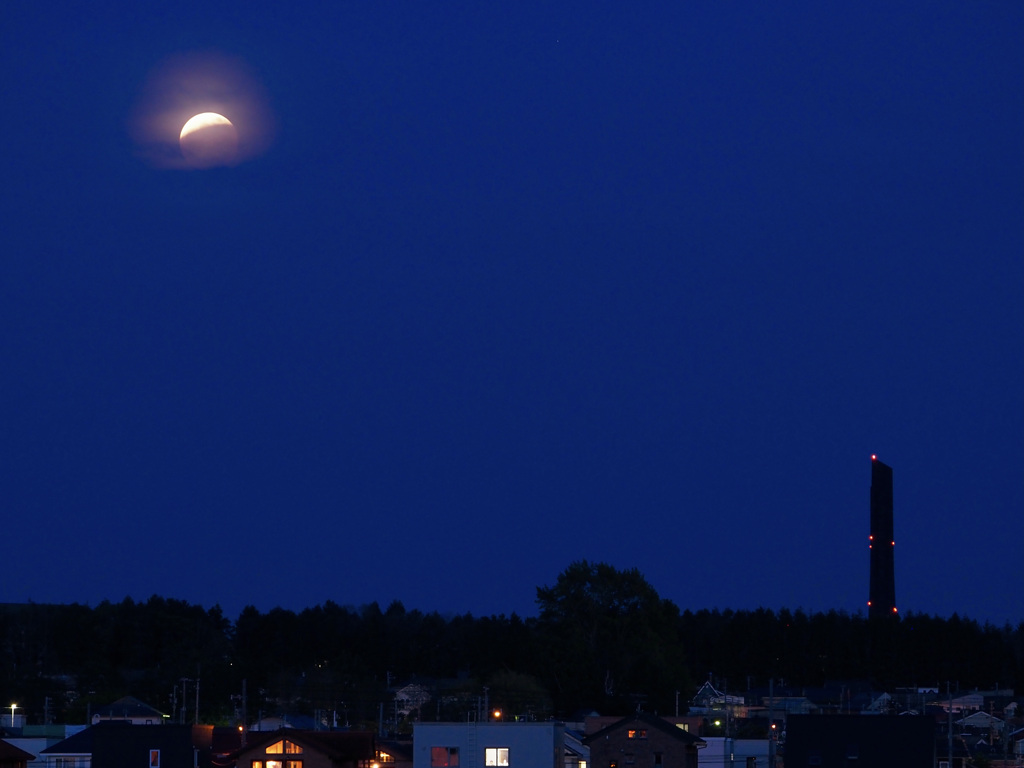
[871,454,877,460]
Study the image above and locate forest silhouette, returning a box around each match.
[2,562,1020,729]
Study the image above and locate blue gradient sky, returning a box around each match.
[2,1,1021,625]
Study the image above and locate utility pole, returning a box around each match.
[947,681,953,768]
[241,680,248,746]
[179,679,190,725]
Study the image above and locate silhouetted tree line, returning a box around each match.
[1,562,1020,731]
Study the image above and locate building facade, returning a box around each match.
[412,723,564,768]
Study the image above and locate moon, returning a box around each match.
[179,112,239,168]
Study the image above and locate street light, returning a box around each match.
[9,704,18,728]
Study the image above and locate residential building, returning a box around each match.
[234,729,375,768]
[582,712,705,768]
[0,741,35,768]
[413,722,565,768]
[90,697,166,726]
[39,725,95,768]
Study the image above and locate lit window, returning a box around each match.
[266,741,302,755]
[252,763,263,768]
[485,748,509,766]
[578,762,587,768]
[626,730,646,739]
[267,762,283,768]
[285,762,301,768]
[378,751,394,763]
[431,747,459,767]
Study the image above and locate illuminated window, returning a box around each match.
[267,761,283,768]
[485,748,509,766]
[578,762,587,768]
[431,747,459,767]
[266,741,302,756]
[252,763,263,768]
[626,730,646,739]
[378,751,394,763]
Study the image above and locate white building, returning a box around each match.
[413,722,565,768]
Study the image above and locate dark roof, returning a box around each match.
[0,740,36,762]
[41,725,101,754]
[582,712,705,747]
[93,696,166,719]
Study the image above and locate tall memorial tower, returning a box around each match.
[868,455,897,617]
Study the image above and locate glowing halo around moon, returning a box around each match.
[179,112,239,168]
[128,51,276,170]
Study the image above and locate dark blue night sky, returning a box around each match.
[2,1,1021,625]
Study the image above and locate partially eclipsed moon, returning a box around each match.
[179,112,239,168]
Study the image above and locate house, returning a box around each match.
[562,729,588,768]
[582,712,706,768]
[39,725,96,768]
[784,714,934,768]
[928,692,984,714]
[91,697,167,726]
[585,717,702,738]
[249,717,321,733]
[413,722,565,768]
[0,741,36,768]
[955,711,1002,733]
[234,729,375,768]
[90,723,216,768]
